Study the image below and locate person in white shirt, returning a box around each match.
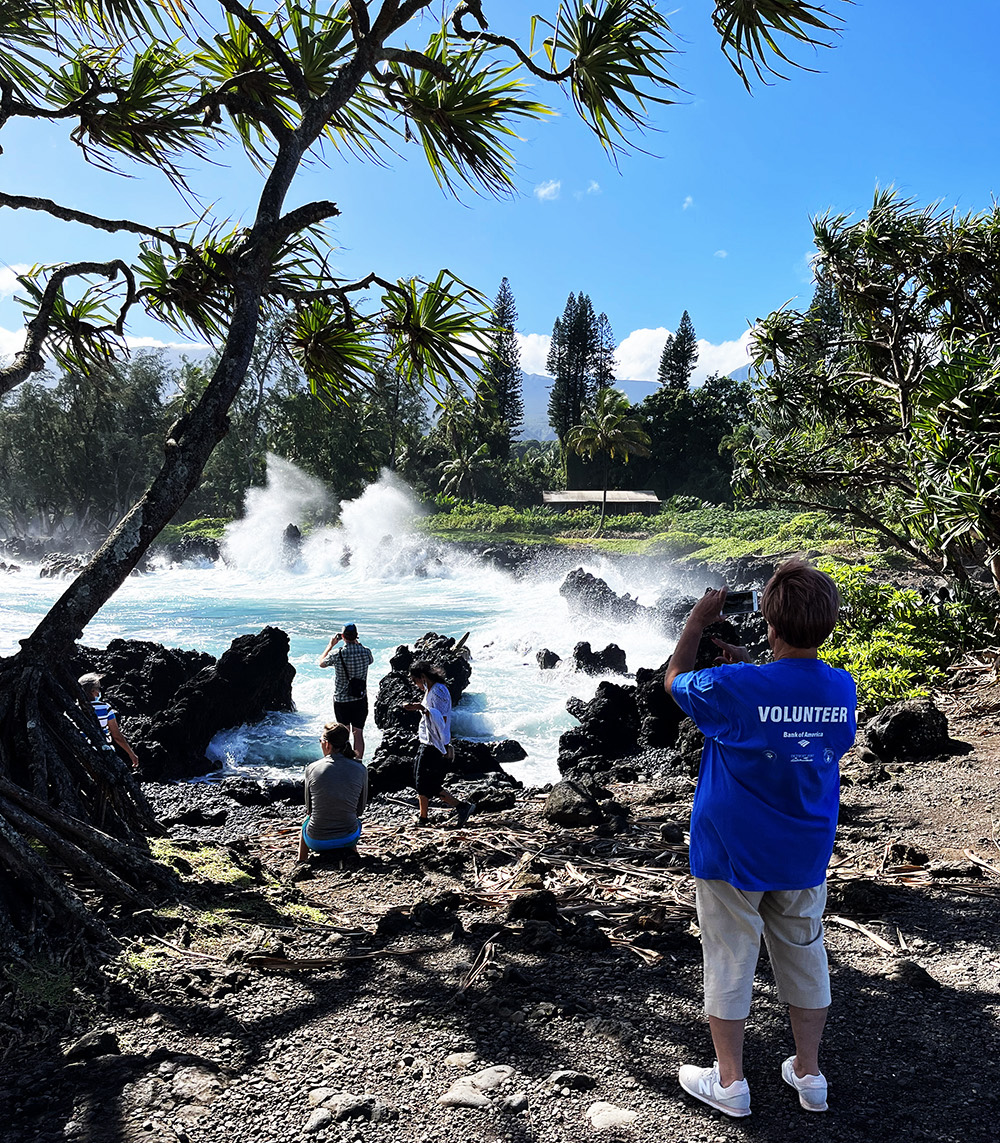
[402,660,475,829]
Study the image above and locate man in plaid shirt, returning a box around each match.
[318,623,374,760]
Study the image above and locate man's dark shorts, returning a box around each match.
[334,698,369,728]
[413,744,447,797]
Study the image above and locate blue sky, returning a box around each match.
[2,1,999,386]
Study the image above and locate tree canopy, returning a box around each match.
[735,188,1000,585]
[566,386,650,534]
[657,310,699,392]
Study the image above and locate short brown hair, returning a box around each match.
[322,722,354,756]
[760,559,840,648]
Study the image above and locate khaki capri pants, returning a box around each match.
[696,879,831,1021]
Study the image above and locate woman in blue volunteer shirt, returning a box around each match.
[665,559,857,1120]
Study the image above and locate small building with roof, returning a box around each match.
[542,490,661,514]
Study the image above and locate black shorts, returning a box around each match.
[413,743,448,797]
[334,698,369,728]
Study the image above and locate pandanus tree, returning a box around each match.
[566,387,651,535]
[0,0,846,953]
[734,188,1000,586]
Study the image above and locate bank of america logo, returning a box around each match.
[798,739,810,748]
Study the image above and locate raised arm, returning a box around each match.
[664,587,728,691]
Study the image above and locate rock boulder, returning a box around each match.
[866,698,951,762]
[136,626,296,780]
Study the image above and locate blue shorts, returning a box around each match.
[301,818,362,851]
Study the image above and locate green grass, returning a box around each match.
[156,517,230,545]
[421,502,889,562]
[2,960,91,1020]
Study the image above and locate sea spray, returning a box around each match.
[222,453,330,573]
[0,459,687,784]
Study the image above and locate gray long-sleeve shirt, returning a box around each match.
[303,755,369,841]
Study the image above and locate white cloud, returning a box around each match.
[615,327,671,383]
[516,332,552,375]
[534,179,561,202]
[798,247,819,284]
[0,325,211,369]
[714,249,728,259]
[606,326,755,386]
[0,264,30,299]
[0,325,26,360]
[692,329,754,384]
[587,180,601,195]
[683,195,694,210]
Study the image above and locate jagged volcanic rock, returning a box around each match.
[369,631,524,797]
[559,568,655,625]
[572,641,628,676]
[866,698,952,762]
[134,627,296,780]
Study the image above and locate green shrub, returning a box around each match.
[776,512,845,542]
[818,560,970,709]
[157,517,229,545]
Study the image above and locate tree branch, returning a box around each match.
[451,6,574,82]
[0,193,193,253]
[218,0,311,106]
[0,261,137,397]
[381,47,453,81]
[347,0,371,37]
[270,200,341,247]
[188,80,295,143]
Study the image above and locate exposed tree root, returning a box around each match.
[0,654,177,957]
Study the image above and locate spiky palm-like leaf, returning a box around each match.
[288,301,383,403]
[536,0,678,158]
[137,226,243,339]
[388,32,548,197]
[382,269,491,387]
[713,0,844,90]
[15,268,129,372]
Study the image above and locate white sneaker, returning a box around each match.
[678,1061,751,1118]
[781,1056,828,1111]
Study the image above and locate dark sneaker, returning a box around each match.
[454,801,476,827]
[678,1062,751,1118]
[414,816,430,827]
[781,1057,828,1111]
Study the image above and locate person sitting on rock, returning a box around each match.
[299,722,368,861]
[318,622,374,760]
[402,660,474,829]
[78,672,139,770]
[665,559,857,1119]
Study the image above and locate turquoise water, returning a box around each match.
[0,467,680,785]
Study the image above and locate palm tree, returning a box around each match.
[567,388,651,536]
[438,441,492,500]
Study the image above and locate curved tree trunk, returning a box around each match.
[0,286,264,956]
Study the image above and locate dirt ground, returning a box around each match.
[3,669,1000,1143]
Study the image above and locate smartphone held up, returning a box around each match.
[721,589,760,616]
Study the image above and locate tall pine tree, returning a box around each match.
[657,310,699,392]
[594,312,618,391]
[547,292,601,444]
[478,277,524,455]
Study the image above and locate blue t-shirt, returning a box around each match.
[671,658,857,891]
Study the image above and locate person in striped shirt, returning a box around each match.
[78,672,139,770]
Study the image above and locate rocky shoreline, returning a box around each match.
[3,672,1000,1143]
[4,554,998,1142]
